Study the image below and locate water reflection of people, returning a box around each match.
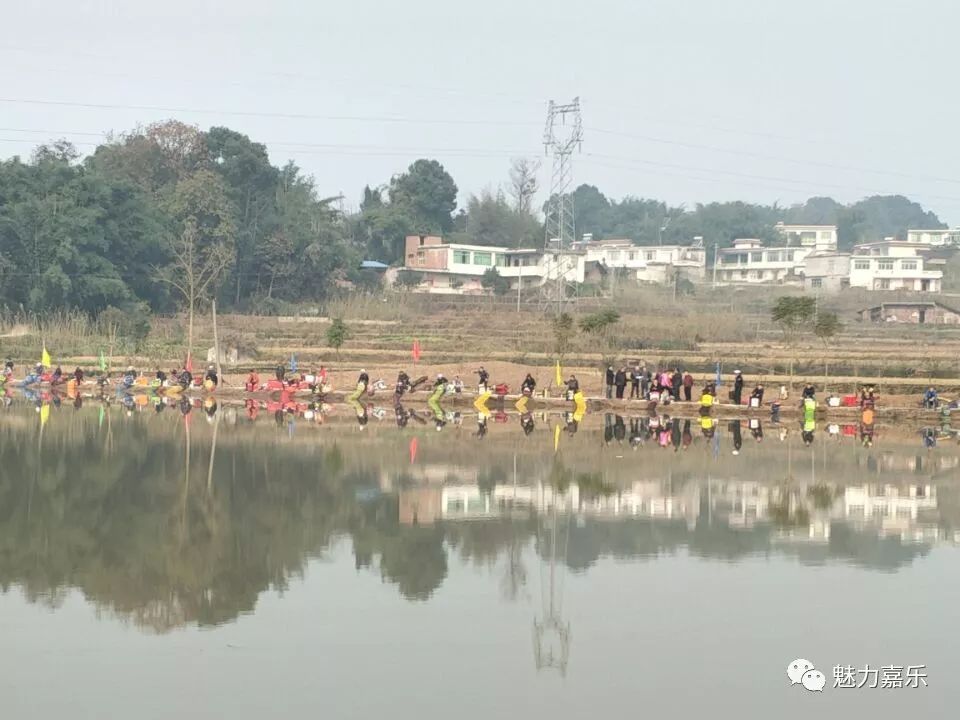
[476,412,488,438]
[395,401,409,428]
[922,428,936,449]
[564,410,580,436]
[671,418,681,451]
[613,415,626,444]
[749,419,763,442]
[629,418,643,449]
[604,414,614,445]
[802,417,816,446]
[700,415,716,439]
[520,412,535,436]
[729,420,743,455]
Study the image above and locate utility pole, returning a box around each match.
[712,241,719,288]
[541,98,583,316]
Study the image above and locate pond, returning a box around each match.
[1,397,958,718]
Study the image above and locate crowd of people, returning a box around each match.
[3,357,954,418]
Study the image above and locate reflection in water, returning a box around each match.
[1,400,960,638]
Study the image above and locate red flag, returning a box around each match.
[412,339,421,364]
[185,352,193,372]
[409,437,418,464]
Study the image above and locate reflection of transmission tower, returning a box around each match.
[540,98,583,316]
[533,483,572,676]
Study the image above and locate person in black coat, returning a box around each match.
[605,366,615,399]
[731,370,744,405]
[671,369,683,401]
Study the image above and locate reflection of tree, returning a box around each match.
[0,405,946,633]
[378,528,447,601]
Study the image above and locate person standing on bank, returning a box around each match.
[630,365,641,399]
[671,368,683,401]
[731,370,744,405]
[614,366,628,399]
[682,370,694,402]
[605,366,615,399]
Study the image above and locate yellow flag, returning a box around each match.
[554,423,561,452]
[555,360,562,387]
[40,403,50,427]
[41,346,51,368]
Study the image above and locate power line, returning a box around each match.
[0,97,540,128]
[588,126,960,186]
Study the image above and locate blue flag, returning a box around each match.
[290,354,298,373]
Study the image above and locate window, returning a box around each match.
[786,251,795,262]
[751,252,763,263]
[473,252,492,266]
[453,250,470,264]
[878,259,894,270]
[854,259,870,270]
[768,251,781,263]
[740,270,748,279]
[416,251,425,267]
[609,250,620,262]
[879,279,891,289]
[646,251,655,261]
[628,252,636,261]
[902,260,918,270]
[811,278,823,288]
[496,255,507,267]
[819,231,832,240]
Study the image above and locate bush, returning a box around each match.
[480,268,510,296]
[395,270,424,289]
[97,302,151,351]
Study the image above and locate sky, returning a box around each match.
[2,0,959,223]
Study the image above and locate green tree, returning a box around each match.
[771,296,817,342]
[480,267,511,296]
[388,159,458,234]
[160,169,237,361]
[579,308,621,357]
[326,317,350,360]
[457,189,541,248]
[814,311,842,346]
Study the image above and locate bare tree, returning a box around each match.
[159,222,234,364]
[508,157,541,215]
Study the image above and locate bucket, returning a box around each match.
[749,397,760,408]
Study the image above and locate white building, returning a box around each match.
[572,237,707,284]
[907,228,960,247]
[400,235,586,294]
[715,225,838,286]
[716,238,814,285]
[848,241,942,293]
[803,252,851,292]
[775,222,838,248]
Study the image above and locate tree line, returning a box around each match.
[0,120,947,320]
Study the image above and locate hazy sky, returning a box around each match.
[3,0,958,223]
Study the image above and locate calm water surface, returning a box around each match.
[1,399,959,719]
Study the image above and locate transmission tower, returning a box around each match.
[540,98,583,315]
[532,482,572,676]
